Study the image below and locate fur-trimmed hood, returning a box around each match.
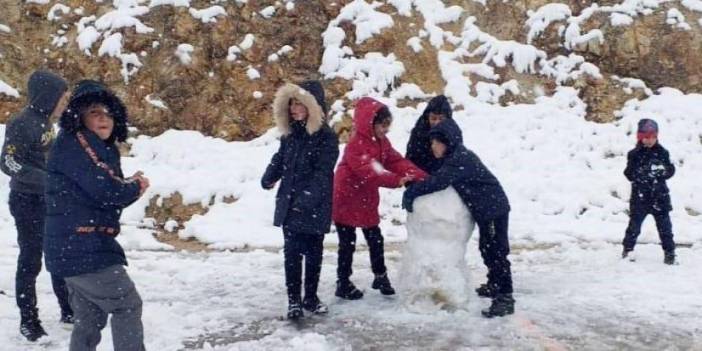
[60,80,129,144]
[272,81,326,136]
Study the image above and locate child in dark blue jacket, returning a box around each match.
[402,118,514,318]
[622,118,677,264]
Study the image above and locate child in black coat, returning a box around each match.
[622,118,677,264]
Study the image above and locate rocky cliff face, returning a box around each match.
[1,0,700,139]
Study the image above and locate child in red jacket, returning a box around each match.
[332,97,427,300]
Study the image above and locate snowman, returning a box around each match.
[398,186,474,312]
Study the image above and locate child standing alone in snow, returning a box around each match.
[332,97,427,300]
[622,118,677,264]
[402,118,514,318]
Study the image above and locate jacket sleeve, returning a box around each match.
[623,149,644,182]
[0,121,46,186]
[384,146,428,182]
[261,138,285,189]
[292,131,339,211]
[402,164,457,211]
[655,148,675,180]
[345,143,403,189]
[54,145,141,209]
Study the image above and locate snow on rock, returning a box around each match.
[145,94,169,110]
[406,36,423,52]
[48,4,71,21]
[612,75,653,95]
[226,45,241,62]
[246,66,260,80]
[253,91,263,99]
[95,1,154,34]
[0,80,20,98]
[389,83,431,100]
[175,43,194,65]
[526,3,572,44]
[98,32,124,57]
[329,0,394,45]
[399,187,474,312]
[389,0,463,47]
[610,12,634,26]
[76,16,100,53]
[239,34,255,50]
[25,0,50,4]
[149,0,190,7]
[666,8,692,30]
[259,5,276,18]
[189,6,227,24]
[0,24,10,33]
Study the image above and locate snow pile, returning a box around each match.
[189,6,227,24]
[175,44,194,65]
[400,187,474,312]
[0,80,19,98]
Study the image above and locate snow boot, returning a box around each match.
[481,294,515,318]
[60,311,74,329]
[622,248,635,261]
[20,317,47,342]
[371,272,395,296]
[664,251,677,265]
[335,280,364,300]
[287,296,304,320]
[475,283,496,298]
[302,295,329,314]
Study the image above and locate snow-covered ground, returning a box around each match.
[1,88,701,349]
[2,0,702,348]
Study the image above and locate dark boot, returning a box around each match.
[60,311,74,325]
[302,295,328,314]
[664,251,677,265]
[287,296,304,320]
[475,283,496,298]
[19,315,47,342]
[335,280,363,300]
[371,272,395,296]
[481,294,515,318]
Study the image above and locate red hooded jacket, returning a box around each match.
[332,97,427,228]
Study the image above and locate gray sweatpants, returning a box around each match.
[65,265,145,351]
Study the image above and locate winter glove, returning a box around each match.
[648,161,666,179]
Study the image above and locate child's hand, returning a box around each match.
[399,175,413,187]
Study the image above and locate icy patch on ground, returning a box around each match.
[400,187,474,312]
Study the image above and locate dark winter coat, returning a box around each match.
[402,118,510,223]
[406,95,453,174]
[624,143,675,213]
[261,81,339,235]
[1,70,67,194]
[44,82,140,278]
[333,97,427,228]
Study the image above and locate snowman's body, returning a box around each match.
[399,187,474,312]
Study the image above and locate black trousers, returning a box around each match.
[477,214,513,295]
[336,224,387,282]
[9,191,72,320]
[623,209,675,252]
[283,229,324,302]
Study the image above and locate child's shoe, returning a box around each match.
[664,251,677,265]
[371,272,395,296]
[302,295,329,314]
[287,298,304,320]
[481,294,515,318]
[20,318,47,342]
[335,280,364,300]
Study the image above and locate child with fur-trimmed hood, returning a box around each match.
[261,80,339,320]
